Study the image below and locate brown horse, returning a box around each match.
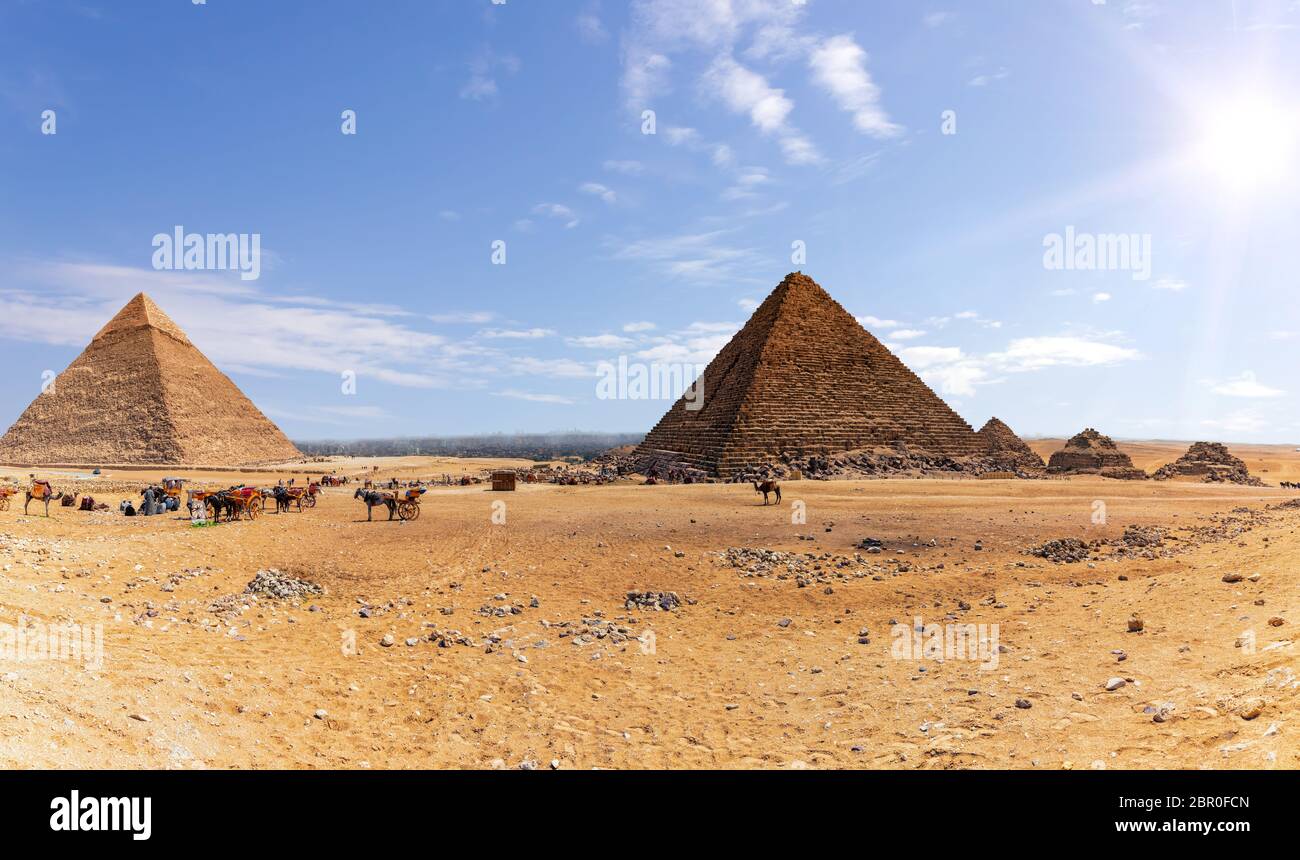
[25,480,64,516]
[753,480,782,506]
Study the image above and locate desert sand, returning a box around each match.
[0,439,1295,770]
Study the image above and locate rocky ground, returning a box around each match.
[0,443,1296,769]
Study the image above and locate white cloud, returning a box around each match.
[1092,292,1111,303]
[575,6,608,44]
[968,67,1010,87]
[429,310,494,324]
[701,55,822,165]
[1153,277,1188,291]
[890,328,927,340]
[567,333,636,349]
[478,327,555,340]
[738,297,759,312]
[857,315,900,329]
[579,181,617,204]
[923,12,955,28]
[1209,371,1284,398]
[532,202,580,228]
[808,34,901,138]
[495,389,575,405]
[609,229,762,284]
[990,336,1139,371]
[622,47,672,108]
[460,50,519,101]
[623,321,656,332]
[603,159,644,175]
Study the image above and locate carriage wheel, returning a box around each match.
[397,500,418,521]
[303,494,317,508]
[246,497,262,520]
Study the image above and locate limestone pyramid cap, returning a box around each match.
[94,292,191,344]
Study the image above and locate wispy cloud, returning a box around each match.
[808,34,901,139]
[1208,371,1284,398]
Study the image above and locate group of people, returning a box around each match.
[120,485,181,517]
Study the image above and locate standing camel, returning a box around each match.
[25,480,64,516]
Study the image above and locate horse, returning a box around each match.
[752,479,782,506]
[25,480,64,516]
[354,488,396,521]
[271,486,293,513]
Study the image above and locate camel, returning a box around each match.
[25,480,64,516]
[354,488,396,521]
[753,479,782,506]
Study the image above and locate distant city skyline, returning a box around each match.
[3,1,1298,442]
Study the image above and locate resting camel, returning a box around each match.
[25,480,64,516]
[753,479,782,506]
[354,488,396,521]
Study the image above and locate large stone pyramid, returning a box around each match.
[0,293,301,466]
[635,272,983,477]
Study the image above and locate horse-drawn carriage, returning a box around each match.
[271,482,320,512]
[189,486,263,521]
[396,486,424,520]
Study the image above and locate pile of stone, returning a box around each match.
[546,617,637,646]
[1121,525,1165,547]
[624,590,683,611]
[244,568,322,599]
[1046,429,1148,480]
[426,626,476,648]
[1152,442,1264,486]
[1027,538,1096,564]
[718,546,900,584]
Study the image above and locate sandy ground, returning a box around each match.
[0,441,1296,770]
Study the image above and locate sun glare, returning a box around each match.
[1193,96,1299,192]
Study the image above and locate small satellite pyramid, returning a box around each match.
[0,293,301,465]
[976,417,1046,469]
[635,272,982,476]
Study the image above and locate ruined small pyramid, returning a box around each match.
[635,272,983,477]
[977,417,1045,468]
[0,293,301,465]
[1152,441,1263,486]
[1047,428,1146,479]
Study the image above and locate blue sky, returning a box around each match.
[2,0,1298,442]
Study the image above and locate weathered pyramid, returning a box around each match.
[0,293,301,465]
[1046,428,1146,479]
[635,272,983,477]
[977,417,1046,469]
[1152,441,1263,486]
